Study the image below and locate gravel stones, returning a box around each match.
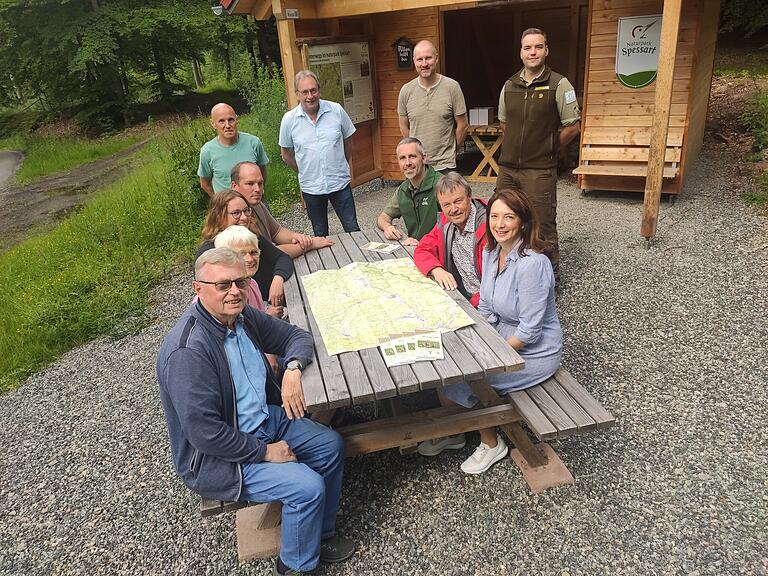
[1,148,767,575]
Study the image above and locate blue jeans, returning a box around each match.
[303,184,360,237]
[241,404,345,572]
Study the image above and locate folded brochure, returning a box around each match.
[379,332,444,366]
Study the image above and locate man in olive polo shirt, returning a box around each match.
[397,40,468,174]
[376,137,441,246]
[496,27,581,281]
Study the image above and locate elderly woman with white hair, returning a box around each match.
[213,225,283,318]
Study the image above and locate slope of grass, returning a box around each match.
[0,132,207,393]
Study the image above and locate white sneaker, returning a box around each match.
[460,435,509,474]
[417,433,466,456]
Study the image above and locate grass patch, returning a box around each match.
[743,170,768,207]
[193,80,238,94]
[237,65,300,214]
[0,133,142,184]
[0,131,207,393]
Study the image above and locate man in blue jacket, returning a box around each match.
[157,248,354,575]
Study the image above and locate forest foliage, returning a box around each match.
[0,0,279,131]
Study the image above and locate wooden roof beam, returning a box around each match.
[641,0,682,239]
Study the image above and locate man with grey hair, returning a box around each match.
[376,137,441,245]
[279,70,360,237]
[398,40,468,173]
[414,172,488,308]
[157,247,355,576]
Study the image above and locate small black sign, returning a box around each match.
[394,37,413,71]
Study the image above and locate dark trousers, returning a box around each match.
[303,184,360,237]
[496,166,560,280]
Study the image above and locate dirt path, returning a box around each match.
[0,150,23,189]
[0,139,150,251]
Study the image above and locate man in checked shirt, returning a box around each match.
[413,172,488,308]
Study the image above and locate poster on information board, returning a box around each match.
[308,42,376,124]
[616,15,662,89]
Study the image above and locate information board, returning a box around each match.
[308,42,376,124]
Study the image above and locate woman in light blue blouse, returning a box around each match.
[418,187,563,474]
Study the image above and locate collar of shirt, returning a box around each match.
[296,99,332,120]
[519,69,544,86]
[494,238,524,262]
[460,203,477,235]
[417,74,442,92]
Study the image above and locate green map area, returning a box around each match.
[315,62,343,105]
[301,259,475,356]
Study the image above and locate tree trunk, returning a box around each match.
[152,44,171,99]
[192,58,204,89]
[244,16,259,78]
[255,20,274,68]
[223,47,232,82]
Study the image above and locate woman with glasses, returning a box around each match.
[197,189,293,309]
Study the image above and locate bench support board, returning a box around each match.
[235,503,282,562]
[509,443,575,494]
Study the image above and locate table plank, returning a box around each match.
[303,246,376,405]
[283,271,328,410]
[450,293,524,372]
[293,255,351,408]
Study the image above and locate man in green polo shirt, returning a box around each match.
[376,137,441,246]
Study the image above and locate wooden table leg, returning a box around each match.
[387,397,419,454]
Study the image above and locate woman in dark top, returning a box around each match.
[196,189,294,306]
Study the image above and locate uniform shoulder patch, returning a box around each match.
[564,89,577,104]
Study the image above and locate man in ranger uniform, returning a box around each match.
[496,28,581,281]
[376,137,441,245]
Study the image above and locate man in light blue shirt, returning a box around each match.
[198,103,270,197]
[279,70,361,237]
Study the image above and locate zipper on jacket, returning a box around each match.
[518,88,530,167]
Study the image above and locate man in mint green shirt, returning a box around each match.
[376,137,441,245]
[198,103,269,197]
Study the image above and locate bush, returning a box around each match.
[741,90,768,151]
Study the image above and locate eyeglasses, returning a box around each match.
[197,277,250,292]
[228,207,253,219]
[298,87,319,96]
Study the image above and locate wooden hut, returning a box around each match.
[222,0,720,238]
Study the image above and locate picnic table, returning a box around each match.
[208,228,615,562]
[284,229,530,454]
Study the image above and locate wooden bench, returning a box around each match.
[572,143,681,178]
[573,126,682,191]
[198,369,614,558]
[504,367,615,492]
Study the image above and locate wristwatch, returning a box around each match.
[285,359,304,372]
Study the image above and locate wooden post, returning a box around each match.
[275,12,303,109]
[640,0,683,238]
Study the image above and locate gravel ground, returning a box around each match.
[1,141,767,576]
